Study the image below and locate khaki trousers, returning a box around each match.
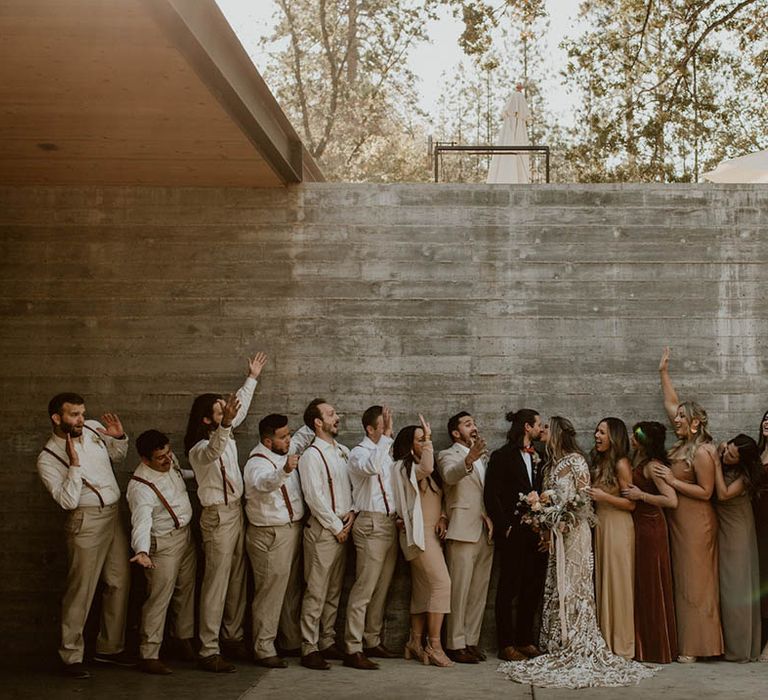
[344,511,397,653]
[61,504,131,665]
[300,515,347,655]
[445,537,494,649]
[245,522,302,659]
[198,501,246,657]
[140,525,197,659]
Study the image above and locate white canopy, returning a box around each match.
[486,91,531,184]
[703,149,768,183]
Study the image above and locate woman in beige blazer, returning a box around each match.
[391,415,452,667]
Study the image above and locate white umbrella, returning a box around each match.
[486,88,531,184]
[703,149,768,183]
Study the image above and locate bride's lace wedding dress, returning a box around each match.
[499,453,657,688]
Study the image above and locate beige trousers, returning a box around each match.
[445,537,494,649]
[344,511,397,653]
[60,504,131,665]
[300,515,347,655]
[198,501,246,657]
[140,525,197,659]
[245,522,302,659]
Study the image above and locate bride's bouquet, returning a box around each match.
[516,489,593,533]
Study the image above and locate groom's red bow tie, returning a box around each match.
[522,446,536,455]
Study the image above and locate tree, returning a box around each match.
[262,0,438,181]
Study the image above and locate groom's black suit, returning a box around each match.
[484,442,548,650]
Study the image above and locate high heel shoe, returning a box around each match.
[424,639,454,667]
[404,639,427,664]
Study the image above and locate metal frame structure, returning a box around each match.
[431,142,550,183]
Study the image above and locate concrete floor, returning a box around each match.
[3,656,768,700]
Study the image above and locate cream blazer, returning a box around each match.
[391,443,435,561]
[437,441,488,543]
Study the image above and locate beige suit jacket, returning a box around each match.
[436,442,488,543]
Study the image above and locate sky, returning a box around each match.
[214,0,581,129]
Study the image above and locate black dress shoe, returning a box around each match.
[300,651,330,670]
[363,644,399,659]
[319,645,345,661]
[343,652,379,670]
[467,645,487,661]
[256,655,287,669]
[62,662,91,679]
[446,647,480,664]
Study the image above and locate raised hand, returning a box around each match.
[221,394,241,427]
[418,414,431,440]
[130,552,155,569]
[383,406,394,437]
[98,412,125,439]
[248,352,268,379]
[65,433,80,466]
[467,436,488,463]
[659,346,671,373]
[284,454,299,474]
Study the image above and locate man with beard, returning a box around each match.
[436,412,494,664]
[243,414,305,668]
[184,352,267,673]
[484,409,548,661]
[298,398,354,670]
[37,393,132,679]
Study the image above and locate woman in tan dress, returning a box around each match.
[654,347,723,662]
[587,417,636,659]
[714,434,762,661]
[755,411,768,661]
[390,416,453,668]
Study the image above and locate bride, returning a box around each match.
[500,416,656,688]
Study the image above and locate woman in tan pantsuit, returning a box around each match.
[654,347,723,663]
[391,415,453,667]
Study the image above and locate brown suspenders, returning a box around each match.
[309,443,337,512]
[42,447,105,507]
[130,475,181,529]
[253,453,295,521]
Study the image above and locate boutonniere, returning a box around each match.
[531,451,541,466]
[90,431,102,445]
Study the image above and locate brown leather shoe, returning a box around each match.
[363,644,399,659]
[62,662,90,679]
[467,645,487,661]
[221,639,250,662]
[256,655,287,669]
[300,651,330,670]
[446,647,480,664]
[497,646,528,661]
[319,644,345,661]
[343,652,379,670]
[139,658,173,675]
[518,644,543,658]
[198,654,236,673]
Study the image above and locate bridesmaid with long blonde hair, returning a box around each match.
[653,347,723,663]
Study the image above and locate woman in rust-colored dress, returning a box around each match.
[654,348,723,663]
[622,421,678,663]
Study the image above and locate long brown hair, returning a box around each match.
[546,416,584,463]
[590,417,629,487]
[392,425,442,491]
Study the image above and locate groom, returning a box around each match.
[484,409,548,661]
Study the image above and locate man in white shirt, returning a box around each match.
[298,398,354,671]
[243,414,305,668]
[37,393,132,679]
[437,411,494,665]
[183,352,267,673]
[127,430,196,675]
[343,405,398,670]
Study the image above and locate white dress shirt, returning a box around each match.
[298,437,352,535]
[348,435,396,516]
[244,443,305,527]
[521,450,533,484]
[455,442,487,484]
[126,457,193,554]
[37,420,127,510]
[188,377,257,507]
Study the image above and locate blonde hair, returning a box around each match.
[671,400,713,468]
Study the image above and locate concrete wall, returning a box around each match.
[1,183,766,659]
